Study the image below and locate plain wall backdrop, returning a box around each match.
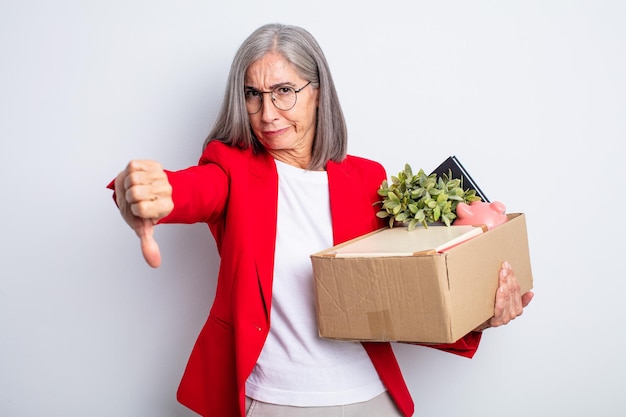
[1,1,625,416]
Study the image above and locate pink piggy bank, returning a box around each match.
[453,201,507,230]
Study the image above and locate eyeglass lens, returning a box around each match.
[245,86,298,114]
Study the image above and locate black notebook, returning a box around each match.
[430,156,490,202]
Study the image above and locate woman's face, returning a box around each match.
[245,52,319,168]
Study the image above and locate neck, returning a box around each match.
[268,150,312,170]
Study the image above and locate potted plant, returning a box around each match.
[375,163,482,231]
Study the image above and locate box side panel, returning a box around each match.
[445,213,534,339]
[312,255,455,343]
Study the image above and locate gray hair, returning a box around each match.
[203,23,347,170]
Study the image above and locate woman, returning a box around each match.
[111,23,533,417]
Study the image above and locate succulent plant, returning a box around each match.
[375,163,482,231]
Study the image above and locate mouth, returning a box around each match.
[262,127,289,137]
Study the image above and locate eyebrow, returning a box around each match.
[244,81,296,90]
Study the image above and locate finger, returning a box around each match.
[521,291,534,308]
[124,161,165,188]
[126,159,159,174]
[129,197,173,221]
[504,263,523,315]
[125,183,158,204]
[123,169,173,218]
[491,263,514,327]
[114,171,128,208]
[135,218,162,268]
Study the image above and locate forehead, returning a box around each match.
[244,52,301,87]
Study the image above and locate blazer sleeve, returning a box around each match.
[158,163,229,225]
[421,331,482,358]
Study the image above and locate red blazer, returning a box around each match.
[149,141,481,417]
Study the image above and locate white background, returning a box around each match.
[1,1,625,416]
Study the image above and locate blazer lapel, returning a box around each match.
[328,158,386,246]
[248,151,279,321]
[327,160,356,245]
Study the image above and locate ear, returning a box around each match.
[491,201,507,215]
[456,202,472,218]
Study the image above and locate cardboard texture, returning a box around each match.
[311,213,533,344]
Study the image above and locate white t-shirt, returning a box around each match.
[245,159,386,406]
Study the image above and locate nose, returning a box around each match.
[260,94,280,121]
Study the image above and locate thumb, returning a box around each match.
[521,290,534,308]
[135,218,162,268]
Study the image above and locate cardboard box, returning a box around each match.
[311,213,533,344]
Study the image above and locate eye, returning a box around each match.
[274,86,294,96]
[245,89,261,99]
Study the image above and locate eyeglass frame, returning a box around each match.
[244,81,312,114]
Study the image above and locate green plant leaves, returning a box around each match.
[374,164,482,230]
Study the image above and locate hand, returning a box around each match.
[474,261,534,331]
[114,160,174,268]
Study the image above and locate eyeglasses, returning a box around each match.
[245,81,311,114]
